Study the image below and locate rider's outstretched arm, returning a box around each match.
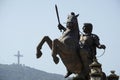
[93,34,106,49]
[58,23,66,31]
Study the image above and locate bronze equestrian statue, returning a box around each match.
[36,11,106,80]
[36,12,82,76]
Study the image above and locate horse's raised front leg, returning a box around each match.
[52,39,67,64]
[52,39,62,64]
[36,36,52,58]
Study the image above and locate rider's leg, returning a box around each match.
[79,49,91,80]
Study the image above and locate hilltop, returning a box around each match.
[0,64,67,80]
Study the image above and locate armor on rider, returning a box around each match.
[80,23,106,61]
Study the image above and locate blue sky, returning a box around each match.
[0,0,120,76]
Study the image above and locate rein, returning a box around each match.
[97,49,106,58]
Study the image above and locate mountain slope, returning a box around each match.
[0,64,67,80]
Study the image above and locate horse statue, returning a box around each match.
[36,12,90,79]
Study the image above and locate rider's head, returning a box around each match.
[83,23,93,33]
[66,12,79,29]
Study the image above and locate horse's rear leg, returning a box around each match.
[36,36,52,58]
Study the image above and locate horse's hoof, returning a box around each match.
[36,50,42,58]
[64,72,72,78]
[53,56,59,64]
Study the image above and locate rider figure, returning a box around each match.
[80,23,106,62]
[78,23,106,79]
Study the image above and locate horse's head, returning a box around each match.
[66,12,79,30]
